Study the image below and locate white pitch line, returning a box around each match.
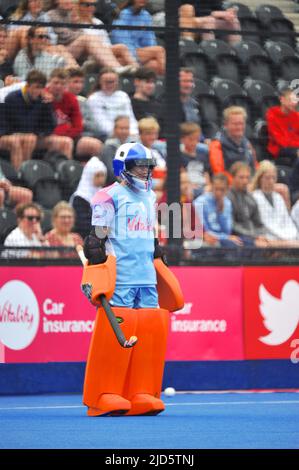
[0,400,299,411]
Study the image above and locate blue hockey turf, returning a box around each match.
[0,392,298,449]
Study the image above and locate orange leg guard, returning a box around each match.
[123,308,169,416]
[83,307,169,417]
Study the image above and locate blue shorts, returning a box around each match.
[110,286,158,308]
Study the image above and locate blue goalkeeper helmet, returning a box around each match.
[113,142,156,192]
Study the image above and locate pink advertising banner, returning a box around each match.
[166,267,244,361]
[0,267,96,363]
[0,266,244,363]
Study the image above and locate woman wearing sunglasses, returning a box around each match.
[4,202,48,258]
[13,26,66,80]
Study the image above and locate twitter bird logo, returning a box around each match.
[259,280,299,346]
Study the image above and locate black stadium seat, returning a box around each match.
[233,40,267,65]
[181,51,211,82]
[264,40,296,66]
[211,77,245,104]
[179,38,199,60]
[246,55,274,84]
[57,160,83,201]
[0,158,18,184]
[279,56,299,82]
[239,17,263,45]
[255,4,284,27]
[223,2,254,19]
[0,208,17,244]
[269,19,296,48]
[199,39,242,83]
[192,78,212,97]
[243,79,279,118]
[18,160,62,209]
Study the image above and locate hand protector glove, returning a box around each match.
[83,228,107,265]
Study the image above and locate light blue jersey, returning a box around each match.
[91,182,157,287]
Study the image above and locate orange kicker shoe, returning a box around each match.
[87,393,131,417]
[126,394,165,416]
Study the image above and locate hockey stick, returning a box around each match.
[76,245,137,348]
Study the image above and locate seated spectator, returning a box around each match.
[100,115,131,184]
[209,106,257,185]
[77,0,138,69]
[13,26,66,80]
[266,88,299,165]
[0,69,62,169]
[180,122,210,197]
[0,26,14,85]
[47,0,128,71]
[227,162,270,247]
[111,0,165,75]
[252,160,299,246]
[291,196,299,231]
[194,173,245,247]
[70,156,107,239]
[4,202,48,257]
[138,117,166,170]
[46,68,102,160]
[7,0,58,58]
[179,2,241,45]
[67,67,103,139]
[0,160,33,209]
[86,67,138,141]
[266,88,299,195]
[131,67,163,122]
[45,201,83,256]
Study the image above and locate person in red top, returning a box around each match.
[266,88,299,163]
[266,88,299,196]
[46,68,102,160]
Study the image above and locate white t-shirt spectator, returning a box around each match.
[86,90,138,138]
[4,227,43,258]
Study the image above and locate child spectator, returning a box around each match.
[131,67,162,122]
[227,162,269,247]
[180,122,210,197]
[193,173,244,247]
[138,117,166,171]
[47,68,102,160]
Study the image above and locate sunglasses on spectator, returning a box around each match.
[80,2,97,6]
[23,215,41,222]
[34,34,49,40]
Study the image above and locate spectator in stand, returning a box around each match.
[138,117,166,171]
[0,69,69,170]
[209,106,257,185]
[46,68,102,160]
[7,0,58,59]
[86,67,138,141]
[227,162,270,247]
[179,2,241,45]
[0,26,14,85]
[266,88,299,164]
[47,0,129,72]
[66,67,103,139]
[131,67,163,122]
[160,68,206,138]
[70,156,107,239]
[291,196,299,231]
[111,0,165,75]
[266,88,299,195]
[252,160,299,246]
[4,202,47,257]
[0,161,33,209]
[194,173,245,247]
[77,0,138,69]
[100,115,131,184]
[180,122,210,197]
[45,201,83,254]
[13,26,66,80]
